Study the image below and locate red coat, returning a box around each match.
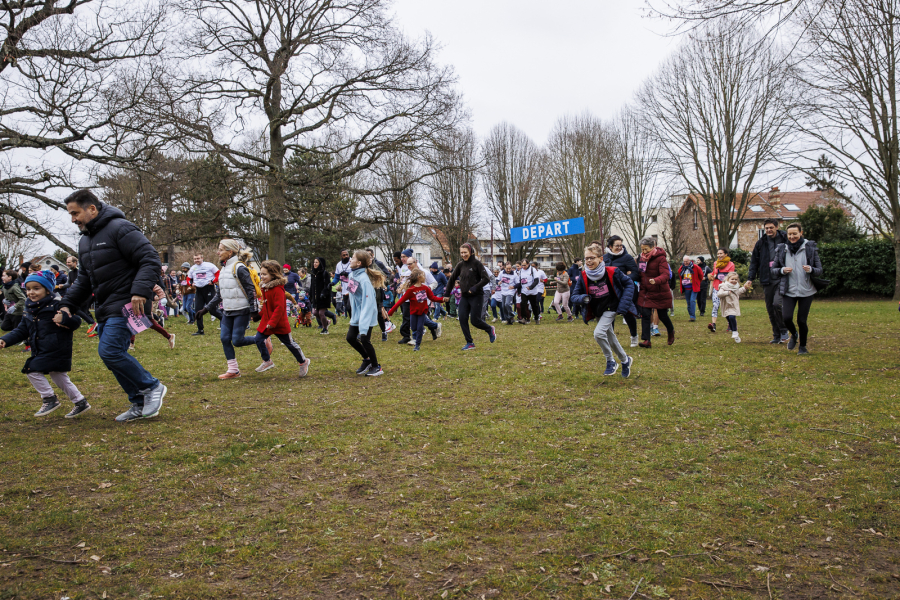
[678,263,703,294]
[637,247,673,309]
[258,284,291,335]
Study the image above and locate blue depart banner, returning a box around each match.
[509,217,585,243]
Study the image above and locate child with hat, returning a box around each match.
[0,270,89,417]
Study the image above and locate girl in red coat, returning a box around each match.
[387,269,445,351]
[254,260,311,377]
[636,236,675,348]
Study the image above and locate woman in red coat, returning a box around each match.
[636,236,674,348]
[254,260,311,377]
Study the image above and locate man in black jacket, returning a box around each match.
[60,190,167,422]
[748,218,790,344]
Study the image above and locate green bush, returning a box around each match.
[729,248,751,265]
[817,237,896,297]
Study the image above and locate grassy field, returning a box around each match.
[0,299,898,599]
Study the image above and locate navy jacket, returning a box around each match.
[603,250,641,282]
[284,271,301,295]
[432,271,448,296]
[1,296,81,373]
[567,263,581,283]
[570,267,638,322]
[61,203,161,323]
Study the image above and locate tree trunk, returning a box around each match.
[894,232,900,301]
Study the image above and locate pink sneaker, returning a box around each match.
[255,360,275,373]
[298,358,310,378]
[218,371,241,379]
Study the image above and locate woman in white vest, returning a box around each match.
[195,239,260,379]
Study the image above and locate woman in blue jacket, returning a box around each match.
[571,242,637,378]
[346,250,386,376]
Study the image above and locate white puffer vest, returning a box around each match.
[219,256,250,313]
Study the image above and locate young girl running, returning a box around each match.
[707,248,735,333]
[570,243,636,378]
[387,269,445,351]
[195,239,260,379]
[716,272,752,344]
[444,243,496,350]
[0,271,90,417]
[346,250,385,376]
[253,260,311,376]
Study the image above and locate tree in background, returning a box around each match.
[637,21,797,258]
[481,122,547,263]
[797,203,863,244]
[544,113,618,264]
[363,153,420,260]
[420,129,480,265]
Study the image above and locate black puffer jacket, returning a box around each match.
[1,296,82,373]
[309,258,331,310]
[748,230,788,285]
[603,249,641,282]
[61,203,161,322]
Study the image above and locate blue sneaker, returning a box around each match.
[461,342,476,351]
[414,345,421,351]
[621,355,633,378]
[603,359,618,376]
[489,326,496,343]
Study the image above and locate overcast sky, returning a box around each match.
[391,0,680,144]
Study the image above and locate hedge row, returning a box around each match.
[817,238,896,297]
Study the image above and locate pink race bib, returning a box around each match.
[588,284,609,298]
[717,273,726,281]
[639,263,647,272]
[346,279,359,294]
[415,291,427,303]
[769,261,775,267]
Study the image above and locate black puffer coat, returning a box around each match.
[309,258,331,310]
[60,203,161,322]
[603,249,641,282]
[1,296,82,373]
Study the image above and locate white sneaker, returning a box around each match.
[298,358,310,377]
[436,322,443,338]
[408,340,416,346]
[732,332,741,343]
[255,360,275,372]
[168,333,176,350]
[492,318,497,322]
[630,336,639,347]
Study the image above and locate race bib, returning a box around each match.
[415,291,427,303]
[346,279,359,294]
[639,262,647,272]
[588,284,609,298]
[195,272,207,281]
[717,273,726,281]
[769,261,775,267]
[682,278,692,286]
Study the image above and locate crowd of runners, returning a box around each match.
[1,191,825,421]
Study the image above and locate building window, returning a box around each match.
[693,209,698,230]
[783,203,801,211]
[415,252,422,264]
[749,205,765,212]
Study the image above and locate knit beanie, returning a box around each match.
[25,271,56,294]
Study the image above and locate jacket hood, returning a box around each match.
[263,274,287,289]
[312,257,327,274]
[85,203,127,236]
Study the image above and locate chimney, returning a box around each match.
[769,186,782,209]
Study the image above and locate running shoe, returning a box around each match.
[115,403,144,422]
[128,343,135,352]
[255,360,275,372]
[366,365,384,376]
[798,346,809,355]
[567,316,574,322]
[630,336,639,347]
[87,329,98,338]
[556,315,563,321]
[436,322,443,338]
[732,332,741,344]
[140,383,167,418]
[356,360,372,375]
[621,356,633,379]
[192,331,205,336]
[707,323,716,333]
[431,327,438,341]
[489,326,496,343]
[264,337,273,356]
[461,342,476,351]
[397,337,411,345]
[493,317,498,322]
[769,336,781,344]
[298,358,310,377]
[65,400,91,418]
[218,371,241,380]
[787,334,798,350]
[603,359,618,376]
[86,323,97,336]
[780,331,791,343]
[34,396,61,417]
[408,339,416,346]
[319,329,329,335]
[650,325,660,337]
[331,314,338,325]
[168,334,176,350]
[414,345,421,351]
[382,332,388,342]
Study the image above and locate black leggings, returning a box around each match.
[458,293,492,344]
[315,308,332,330]
[782,295,813,346]
[641,306,673,341]
[624,312,637,337]
[255,331,306,363]
[347,325,378,366]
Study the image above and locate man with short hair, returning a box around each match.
[749,218,790,343]
[59,189,167,421]
[188,254,219,335]
[331,249,353,319]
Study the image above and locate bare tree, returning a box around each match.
[164,0,462,263]
[787,0,900,298]
[481,122,547,262]
[0,0,169,254]
[637,22,798,257]
[363,153,420,258]
[420,128,480,266]
[544,113,619,264]
[612,105,670,253]
[0,214,41,268]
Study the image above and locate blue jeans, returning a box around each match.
[501,295,514,322]
[183,293,195,320]
[432,302,446,319]
[221,313,255,360]
[97,317,159,404]
[411,313,426,346]
[684,289,698,319]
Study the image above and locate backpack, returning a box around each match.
[233,262,264,299]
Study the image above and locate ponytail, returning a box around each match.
[352,249,385,289]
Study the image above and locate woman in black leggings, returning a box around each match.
[770,223,822,355]
[444,243,497,351]
[309,257,336,334]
